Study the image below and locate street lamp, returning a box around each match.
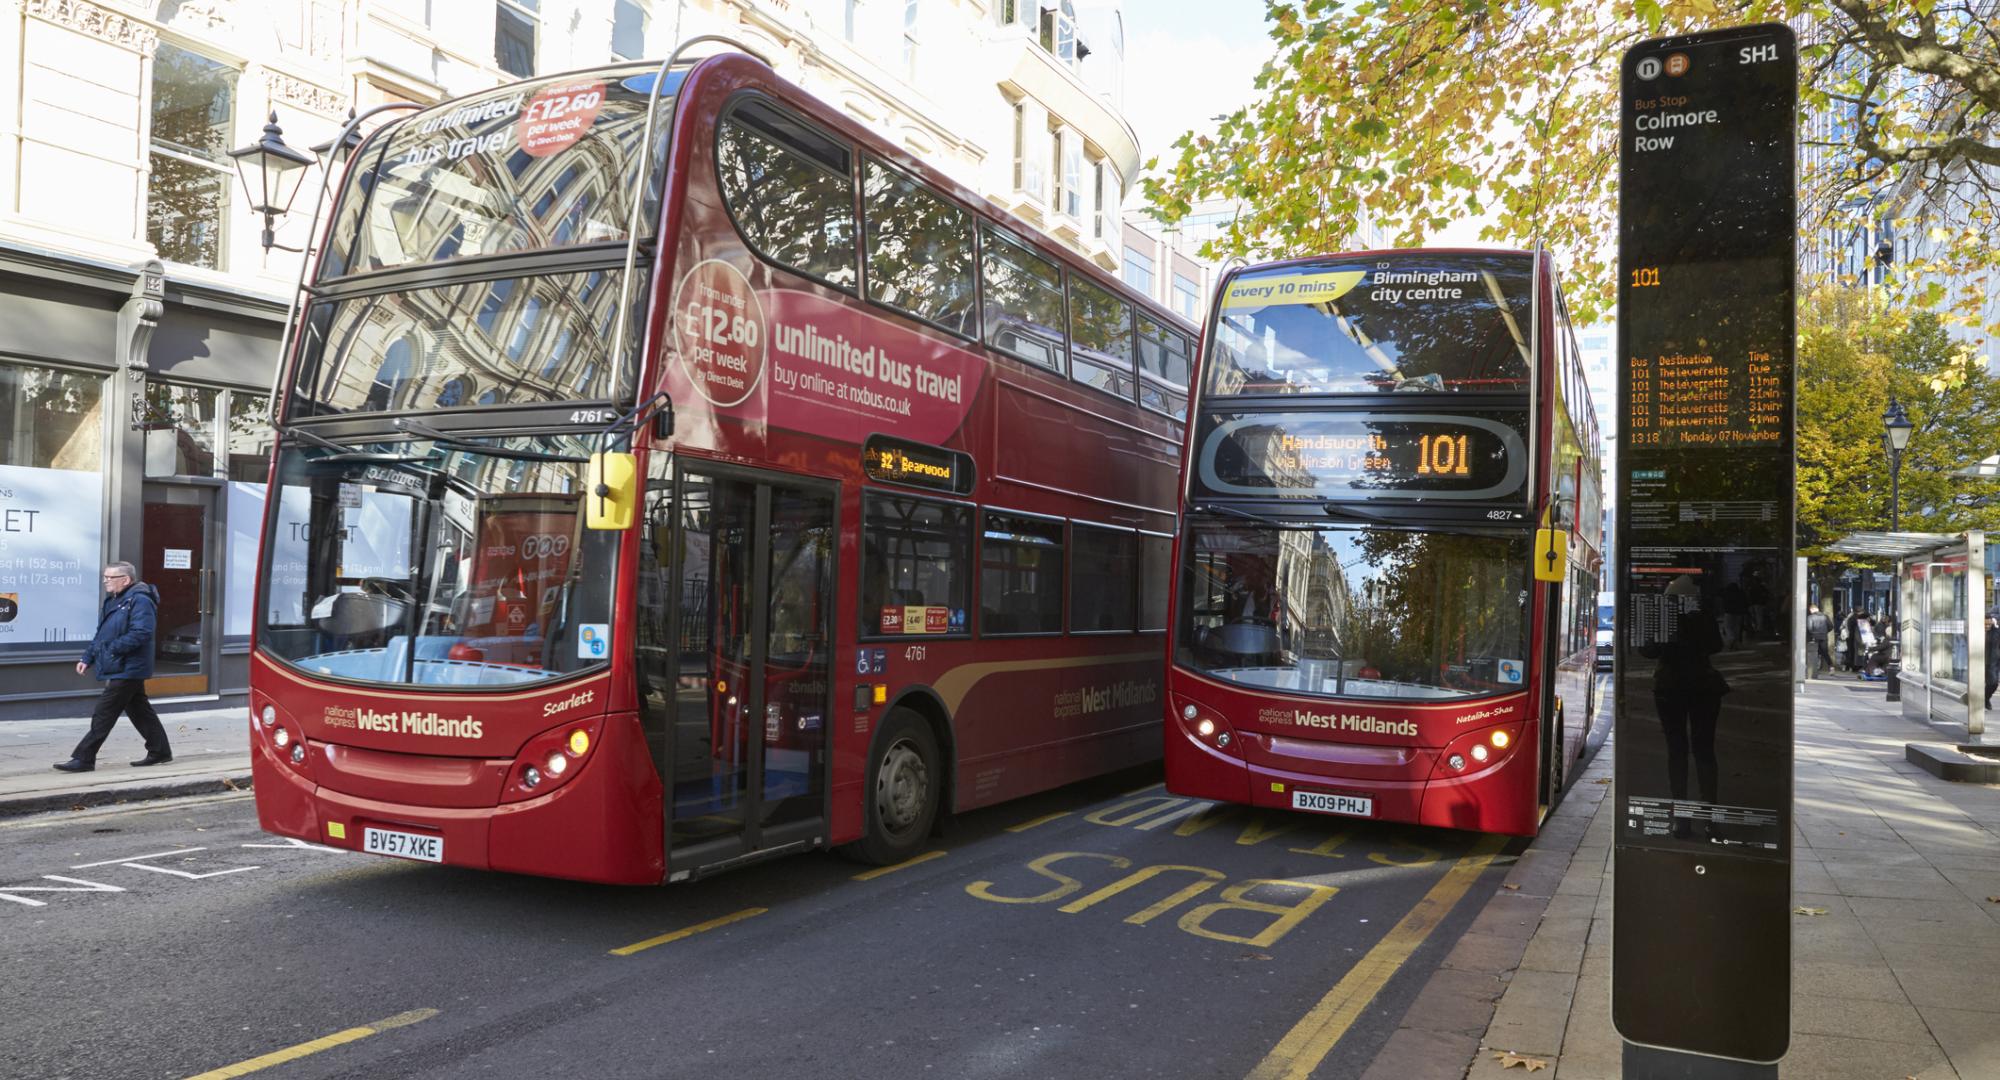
[1884,396,1914,701]
[310,107,365,168]
[228,111,317,251]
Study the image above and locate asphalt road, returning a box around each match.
[1,695,1612,1080]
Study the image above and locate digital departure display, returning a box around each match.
[1194,410,1527,502]
[1613,24,1795,1067]
[862,435,974,495]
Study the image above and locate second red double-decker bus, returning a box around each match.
[1164,249,1601,835]
[247,49,1196,883]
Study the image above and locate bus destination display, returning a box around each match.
[1195,411,1527,502]
[862,435,974,495]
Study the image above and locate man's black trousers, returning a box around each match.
[71,679,171,763]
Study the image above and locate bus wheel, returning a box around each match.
[850,709,940,865]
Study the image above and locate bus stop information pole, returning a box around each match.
[1613,23,1797,1076]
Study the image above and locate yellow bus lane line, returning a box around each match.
[183,1007,438,1079]
[1005,811,1071,832]
[850,849,948,880]
[1246,833,1508,1080]
[610,907,767,956]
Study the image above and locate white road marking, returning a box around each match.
[0,875,127,907]
[71,847,206,869]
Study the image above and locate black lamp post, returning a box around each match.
[310,107,365,168]
[227,111,317,251]
[1884,397,1914,701]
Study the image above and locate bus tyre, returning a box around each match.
[849,709,940,866]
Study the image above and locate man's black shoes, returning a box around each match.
[53,758,94,772]
[130,753,173,767]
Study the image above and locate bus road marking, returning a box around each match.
[967,852,1339,949]
[1245,833,1506,1080]
[851,850,948,880]
[1119,780,1165,796]
[1005,812,1070,833]
[182,1007,438,1080]
[0,875,126,908]
[610,907,767,956]
[70,847,206,869]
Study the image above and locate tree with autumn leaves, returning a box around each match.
[1145,0,2000,562]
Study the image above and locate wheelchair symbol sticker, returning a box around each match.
[1498,659,1524,684]
[578,623,610,660]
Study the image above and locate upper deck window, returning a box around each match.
[862,159,977,337]
[717,100,858,291]
[1205,252,1534,396]
[321,67,678,278]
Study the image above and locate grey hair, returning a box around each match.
[105,561,138,582]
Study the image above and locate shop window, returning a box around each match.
[0,362,104,471]
[981,511,1063,635]
[863,159,976,336]
[717,102,858,290]
[861,493,970,637]
[1068,277,1135,398]
[224,392,272,481]
[147,43,237,270]
[1070,524,1136,632]
[0,361,106,656]
[980,225,1065,371]
[141,381,220,477]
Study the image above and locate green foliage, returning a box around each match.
[1143,0,2000,344]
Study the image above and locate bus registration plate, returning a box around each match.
[363,827,443,863]
[1291,790,1373,818]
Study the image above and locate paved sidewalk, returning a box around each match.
[0,705,251,816]
[1455,677,2000,1080]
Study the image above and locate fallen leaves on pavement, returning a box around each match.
[1793,906,1829,916]
[1493,1051,1549,1071]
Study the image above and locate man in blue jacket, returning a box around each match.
[54,562,174,772]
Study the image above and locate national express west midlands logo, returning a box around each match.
[1262,708,1420,738]
[323,705,484,739]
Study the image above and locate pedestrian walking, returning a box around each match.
[53,562,173,772]
[1985,610,2000,711]
[1807,606,1832,678]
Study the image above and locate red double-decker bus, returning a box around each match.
[247,50,1195,883]
[1164,249,1601,835]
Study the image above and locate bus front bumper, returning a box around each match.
[251,711,664,885]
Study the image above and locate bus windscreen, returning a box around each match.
[1204,252,1534,396]
[320,66,682,277]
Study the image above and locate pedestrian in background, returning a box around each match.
[1807,606,1832,678]
[1985,609,1999,711]
[54,562,173,772]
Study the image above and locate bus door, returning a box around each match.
[641,463,835,877]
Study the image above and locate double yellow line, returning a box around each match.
[1247,833,1507,1080]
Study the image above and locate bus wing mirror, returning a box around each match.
[587,452,638,531]
[1533,528,1567,583]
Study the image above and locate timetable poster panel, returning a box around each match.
[1615,23,1795,865]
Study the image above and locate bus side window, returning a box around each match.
[716,101,858,291]
[862,159,977,338]
[1069,278,1136,400]
[1136,316,1190,419]
[1071,524,1138,633]
[980,511,1064,635]
[860,493,972,637]
[979,225,1067,373]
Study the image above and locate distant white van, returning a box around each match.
[1595,591,1615,671]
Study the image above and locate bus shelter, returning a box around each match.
[1826,530,1990,742]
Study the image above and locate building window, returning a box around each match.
[147,43,236,270]
[997,0,1033,29]
[1051,128,1081,220]
[1172,272,1200,321]
[903,0,919,79]
[862,494,971,637]
[1039,0,1078,67]
[495,0,538,77]
[1122,245,1155,295]
[844,0,859,42]
[611,0,647,60]
[1095,162,1118,240]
